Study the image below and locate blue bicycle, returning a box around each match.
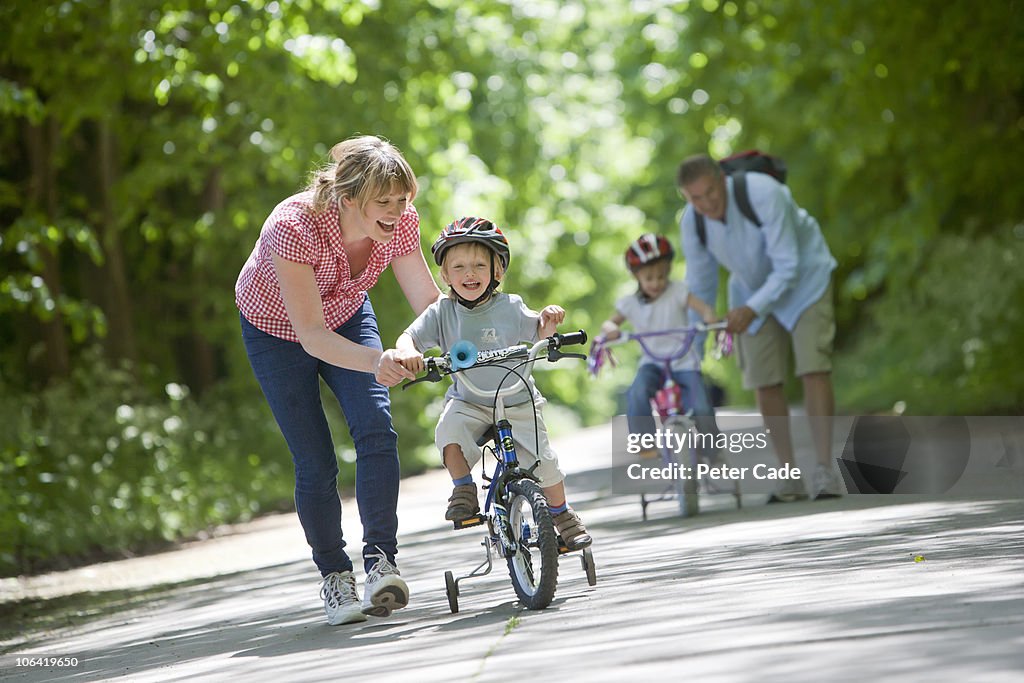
[404,330,597,612]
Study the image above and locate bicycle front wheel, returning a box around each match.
[665,416,699,517]
[505,479,559,610]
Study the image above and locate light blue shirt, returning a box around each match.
[679,173,836,334]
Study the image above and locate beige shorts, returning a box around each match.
[735,282,835,390]
[435,398,565,487]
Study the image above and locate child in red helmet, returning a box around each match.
[395,217,592,551]
[599,233,723,460]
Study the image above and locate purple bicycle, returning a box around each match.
[590,323,741,519]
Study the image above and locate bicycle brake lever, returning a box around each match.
[400,376,425,390]
[401,364,444,390]
[548,349,588,362]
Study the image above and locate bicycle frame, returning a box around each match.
[595,322,728,417]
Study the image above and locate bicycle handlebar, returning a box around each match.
[556,329,588,348]
[588,323,732,376]
[602,322,727,346]
[402,329,589,391]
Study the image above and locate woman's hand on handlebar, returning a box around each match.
[393,347,425,375]
[375,348,417,387]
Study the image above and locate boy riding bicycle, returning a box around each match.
[598,233,724,463]
[395,216,592,551]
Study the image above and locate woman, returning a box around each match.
[235,135,441,626]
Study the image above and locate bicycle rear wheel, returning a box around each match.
[505,479,559,609]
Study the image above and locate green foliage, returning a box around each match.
[1,0,1022,572]
[0,351,293,576]
[839,231,1024,414]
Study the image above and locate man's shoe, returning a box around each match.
[320,571,368,625]
[766,477,809,503]
[814,464,844,500]
[362,549,409,618]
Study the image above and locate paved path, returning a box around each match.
[2,421,1023,682]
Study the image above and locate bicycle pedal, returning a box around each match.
[452,515,485,530]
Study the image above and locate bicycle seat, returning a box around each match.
[475,426,497,447]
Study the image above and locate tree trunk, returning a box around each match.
[96,118,137,363]
[24,117,70,382]
[187,167,224,395]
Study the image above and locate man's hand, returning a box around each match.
[375,348,417,387]
[725,305,757,334]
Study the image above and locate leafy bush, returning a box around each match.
[0,350,433,576]
[838,231,1024,414]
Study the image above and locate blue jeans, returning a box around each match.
[626,364,721,459]
[240,298,399,577]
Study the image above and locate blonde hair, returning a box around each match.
[307,135,418,214]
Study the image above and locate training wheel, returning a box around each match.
[581,547,597,586]
[444,570,460,613]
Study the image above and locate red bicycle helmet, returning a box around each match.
[431,216,511,270]
[625,233,674,271]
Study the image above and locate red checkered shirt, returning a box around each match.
[235,191,421,342]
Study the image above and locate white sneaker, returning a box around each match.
[321,571,368,625]
[814,464,844,500]
[362,549,409,618]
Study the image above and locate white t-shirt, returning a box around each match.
[615,280,701,372]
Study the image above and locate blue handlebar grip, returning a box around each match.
[449,340,478,370]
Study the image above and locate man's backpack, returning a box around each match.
[694,150,787,248]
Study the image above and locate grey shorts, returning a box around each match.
[435,398,565,487]
[735,282,835,390]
